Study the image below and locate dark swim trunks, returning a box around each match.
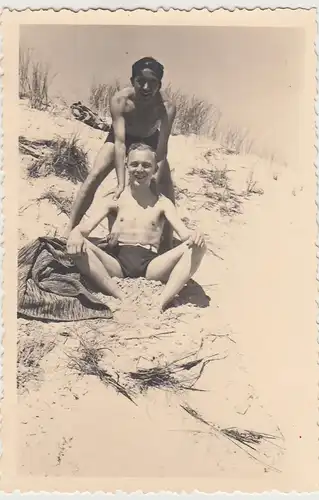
[102,243,158,279]
[105,125,159,152]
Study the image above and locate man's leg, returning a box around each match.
[65,142,115,237]
[146,241,206,310]
[71,239,124,300]
[157,158,175,253]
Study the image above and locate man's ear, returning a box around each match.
[130,76,134,85]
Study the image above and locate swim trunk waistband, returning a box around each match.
[105,126,159,152]
[118,242,158,254]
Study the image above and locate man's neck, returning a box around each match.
[129,182,154,204]
[133,90,160,108]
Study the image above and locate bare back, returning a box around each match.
[111,86,171,138]
[110,188,166,248]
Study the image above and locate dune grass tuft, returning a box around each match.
[165,84,221,136]
[66,335,136,404]
[25,135,89,183]
[89,80,121,117]
[19,47,54,110]
[37,188,73,216]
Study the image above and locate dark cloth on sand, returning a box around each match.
[18,237,112,322]
[105,125,159,152]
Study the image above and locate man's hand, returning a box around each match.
[67,229,87,257]
[186,231,206,249]
[112,185,125,200]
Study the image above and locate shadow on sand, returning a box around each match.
[175,279,211,308]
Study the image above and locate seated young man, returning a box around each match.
[67,143,206,312]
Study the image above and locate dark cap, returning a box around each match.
[132,57,164,81]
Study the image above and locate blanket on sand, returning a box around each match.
[18,237,113,322]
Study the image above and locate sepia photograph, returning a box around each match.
[1,8,317,492]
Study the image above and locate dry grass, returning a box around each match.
[19,47,54,110]
[242,172,264,197]
[66,333,224,398]
[174,184,193,201]
[24,135,89,183]
[189,166,229,190]
[127,351,221,394]
[217,125,255,155]
[17,333,56,392]
[203,188,242,217]
[165,84,221,136]
[37,188,73,217]
[180,402,281,472]
[66,335,136,404]
[187,164,242,217]
[89,80,121,117]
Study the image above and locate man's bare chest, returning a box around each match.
[123,101,163,129]
[115,202,164,230]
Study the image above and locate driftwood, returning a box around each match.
[19,143,43,158]
[70,102,111,132]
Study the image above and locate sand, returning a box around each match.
[17,99,306,480]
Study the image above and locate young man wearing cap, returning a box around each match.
[66,57,176,253]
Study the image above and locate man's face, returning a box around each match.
[127,148,156,185]
[132,68,161,100]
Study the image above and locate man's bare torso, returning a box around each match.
[109,188,166,249]
[113,86,171,138]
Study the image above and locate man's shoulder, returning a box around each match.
[117,187,132,204]
[157,194,174,210]
[111,86,135,109]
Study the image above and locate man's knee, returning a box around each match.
[186,241,207,261]
[92,142,115,182]
[67,238,91,260]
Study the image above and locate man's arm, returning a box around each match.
[161,197,191,242]
[155,101,176,179]
[67,197,118,256]
[156,101,176,161]
[110,95,126,195]
[78,199,117,237]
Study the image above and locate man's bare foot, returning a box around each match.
[157,297,172,313]
[110,291,125,301]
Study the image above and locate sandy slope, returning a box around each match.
[17,101,307,482]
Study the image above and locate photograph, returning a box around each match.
[1,8,317,492]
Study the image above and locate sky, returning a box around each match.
[20,25,305,163]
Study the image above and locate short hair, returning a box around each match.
[127,142,157,159]
[132,57,164,81]
[127,143,159,195]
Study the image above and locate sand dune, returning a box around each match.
[17,99,307,481]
